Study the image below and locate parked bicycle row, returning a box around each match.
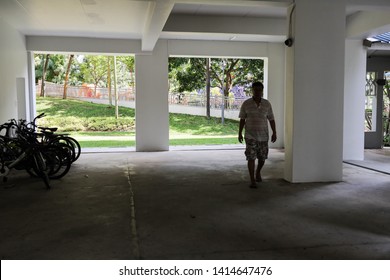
[0,113,81,189]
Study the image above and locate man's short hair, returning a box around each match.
[252,81,264,89]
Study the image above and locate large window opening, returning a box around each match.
[168,56,264,146]
[34,53,136,149]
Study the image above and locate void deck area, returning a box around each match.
[0,148,389,260]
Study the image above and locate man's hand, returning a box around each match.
[271,133,277,143]
[238,134,244,143]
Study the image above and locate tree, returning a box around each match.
[80,55,108,96]
[35,53,77,86]
[40,54,50,97]
[169,57,206,93]
[63,54,74,99]
[169,57,264,110]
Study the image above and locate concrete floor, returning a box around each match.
[0,147,389,260]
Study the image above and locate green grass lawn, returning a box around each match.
[36,97,240,147]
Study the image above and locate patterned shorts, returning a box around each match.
[244,138,269,161]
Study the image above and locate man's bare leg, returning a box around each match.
[256,159,265,182]
[247,159,257,187]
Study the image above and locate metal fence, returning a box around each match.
[36,82,249,109]
[169,93,249,110]
[36,82,135,101]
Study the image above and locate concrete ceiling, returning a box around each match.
[0,0,389,55]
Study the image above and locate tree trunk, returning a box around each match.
[63,54,74,99]
[206,58,211,119]
[107,56,113,106]
[40,54,50,97]
[224,74,230,109]
[113,56,119,119]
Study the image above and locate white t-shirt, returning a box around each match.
[239,97,274,142]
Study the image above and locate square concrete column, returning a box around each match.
[135,40,169,151]
[343,40,366,161]
[285,0,346,182]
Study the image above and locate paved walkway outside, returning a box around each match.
[344,148,390,175]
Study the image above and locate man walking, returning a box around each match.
[238,82,277,188]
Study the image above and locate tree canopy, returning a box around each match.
[34,54,135,89]
[169,57,264,96]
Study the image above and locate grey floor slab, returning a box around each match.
[1,148,389,260]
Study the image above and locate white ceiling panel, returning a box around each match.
[0,0,389,54]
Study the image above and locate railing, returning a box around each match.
[36,82,135,101]
[36,82,249,110]
[169,93,249,110]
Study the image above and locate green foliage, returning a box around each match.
[169,57,264,96]
[36,97,239,136]
[34,54,84,86]
[34,54,135,88]
[36,97,135,132]
[170,137,238,146]
[114,56,136,88]
[169,113,238,135]
[80,55,108,90]
[76,139,136,148]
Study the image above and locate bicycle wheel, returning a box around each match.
[46,144,72,180]
[64,136,81,162]
[49,136,80,163]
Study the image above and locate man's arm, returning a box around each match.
[269,119,277,143]
[238,119,245,143]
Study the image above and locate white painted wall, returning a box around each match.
[343,39,366,160]
[285,0,346,182]
[0,18,28,124]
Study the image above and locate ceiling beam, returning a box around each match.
[142,0,175,52]
[347,11,390,39]
[175,0,291,7]
[164,14,286,36]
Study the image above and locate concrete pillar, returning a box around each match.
[267,43,285,148]
[343,40,366,160]
[285,0,346,182]
[135,40,169,151]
